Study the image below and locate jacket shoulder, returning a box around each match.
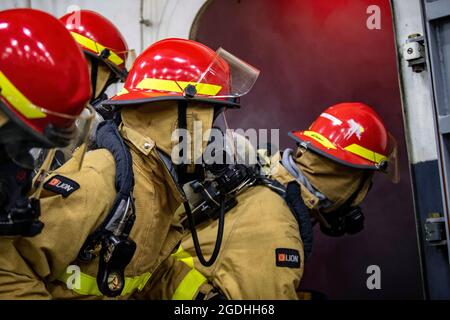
[39,148,116,200]
[82,148,116,175]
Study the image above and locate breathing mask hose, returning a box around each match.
[183,199,225,267]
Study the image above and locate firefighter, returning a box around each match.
[0,38,259,299]
[175,102,397,299]
[58,10,134,158]
[59,9,131,109]
[0,8,92,237]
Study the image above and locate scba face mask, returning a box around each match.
[0,106,95,236]
[291,147,373,237]
[318,205,365,237]
[0,148,42,236]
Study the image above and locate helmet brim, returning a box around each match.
[103,90,241,108]
[288,131,379,170]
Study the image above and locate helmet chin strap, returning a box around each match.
[175,100,205,185]
[176,100,188,184]
[90,58,98,104]
[176,99,223,266]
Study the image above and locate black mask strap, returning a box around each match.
[90,58,99,103]
[320,171,371,237]
[176,101,188,183]
[0,156,43,236]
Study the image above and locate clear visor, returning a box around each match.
[125,49,137,72]
[382,133,400,184]
[30,105,95,200]
[202,110,259,168]
[188,48,260,99]
[4,105,95,172]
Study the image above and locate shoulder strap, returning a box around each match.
[77,120,137,297]
[79,120,135,254]
[256,177,313,260]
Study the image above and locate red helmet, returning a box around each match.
[0,8,91,147]
[59,10,129,80]
[289,103,391,170]
[107,38,259,108]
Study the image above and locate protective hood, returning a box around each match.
[120,101,214,162]
[269,151,321,210]
[294,147,373,212]
[87,56,113,100]
[0,109,8,128]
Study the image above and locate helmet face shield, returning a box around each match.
[202,109,259,168]
[124,48,137,74]
[29,105,95,203]
[382,133,400,183]
[41,105,95,173]
[191,48,260,99]
[2,105,95,171]
[203,110,236,166]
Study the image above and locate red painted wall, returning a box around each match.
[193,0,422,299]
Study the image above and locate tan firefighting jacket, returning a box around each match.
[174,149,372,300]
[175,181,308,300]
[0,116,212,300]
[173,149,346,300]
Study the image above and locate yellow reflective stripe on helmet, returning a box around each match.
[303,130,337,149]
[70,32,124,66]
[172,245,194,268]
[136,78,222,96]
[344,144,387,164]
[0,71,46,119]
[172,268,207,300]
[117,87,129,96]
[58,268,151,296]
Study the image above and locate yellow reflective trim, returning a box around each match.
[172,268,207,300]
[58,268,151,296]
[122,272,152,294]
[117,87,129,96]
[136,78,222,96]
[344,144,387,164]
[70,32,124,66]
[171,245,194,268]
[303,131,337,149]
[0,71,46,119]
[137,78,181,93]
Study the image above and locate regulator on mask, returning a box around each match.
[319,206,365,237]
[0,105,95,236]
[316,177,372,237]
[182,128,261,267]
[185,164,258,227]
[0,148,43,236]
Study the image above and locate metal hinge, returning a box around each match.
[139,19,152,27]
[403,34,426,73]
[425,213,447,246]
